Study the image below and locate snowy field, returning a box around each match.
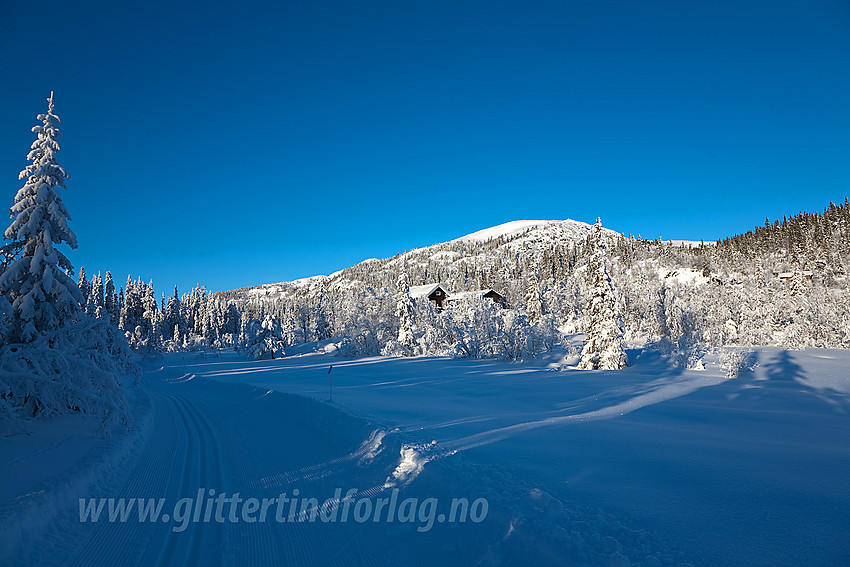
[2,344,849,566]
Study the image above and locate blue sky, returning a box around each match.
[1,0,849,293]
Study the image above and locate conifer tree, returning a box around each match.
[104,271,118,325]
[0,92,84,342]
[162,285,183,342]
[578,218,628,370]
[88,271,104,317]
[313,281,332,341]
[0,93,138,428]
[395,271,419,356]
[524,273,543,324]
[77,266,89,305]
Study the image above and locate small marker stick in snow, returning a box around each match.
[328,365,333,402]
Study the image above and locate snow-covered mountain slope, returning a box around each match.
[226,219,713,305]
[227,218,621,302]
[453,219,592,243]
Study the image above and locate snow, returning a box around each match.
[3,345,849,566]
[429,250,460,262]
[659,268,711,287]
[384,443,433,488]
[452,219,617,244]
[444,289,491,302]
[245,275,325,296]
[225,217,624,312]
[205,345,850,566]
[454,220,562,243]
[407,283,445,299]
[777,270,813,279]
[666,239,713,248]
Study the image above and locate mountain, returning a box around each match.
[223,218,621,304]
[451,219,595,243]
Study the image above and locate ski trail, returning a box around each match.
[42,361,475,567]
[63,373,230,567]
[143,376,227,567]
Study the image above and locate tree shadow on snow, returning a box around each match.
[725,350,849,414]
[764,350,806,384]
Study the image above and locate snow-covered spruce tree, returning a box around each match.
[243,314,286,360]
[578,218,628,370]
[0,93,138,431]
[120,276,137,336]
[312,280,332,341]
[161,285,184,345]
[501,309,532,360]
[140,280,160,353]
[382,271,419,356]
[77,266,89,309]
[524,273,543,325]
[1,94,83,343]
[88,271,104,318]
[523,272,558,354]
[101,272,117,326]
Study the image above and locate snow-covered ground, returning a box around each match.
[3,344,849,566]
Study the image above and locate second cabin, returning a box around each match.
[408,283,504,309]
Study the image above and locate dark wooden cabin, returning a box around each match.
[408,284,449,308]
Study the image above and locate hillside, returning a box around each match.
[79,200,850,360]
[224,218,621,305]
[211,201,850,360]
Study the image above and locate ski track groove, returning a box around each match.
[65,380,175,567]
[198,395,279,567]
[54,366,433,567]
[146,376,227,567]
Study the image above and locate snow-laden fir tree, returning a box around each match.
[141,280,160,352]
[578,218,628,370]
[77,266,89,307]
[0,93,84,342]
[384,271,419,356]
[243,314,286,360]
[524,272,543,325]
[88,271,104,318]
[0,94,138,430]
[161,285,183,343]
[312,280,332,341]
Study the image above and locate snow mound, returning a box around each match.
[357,428,388,466]
[384,442,435,488]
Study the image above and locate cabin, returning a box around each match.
[408,283,449,308]
[776,271,813,283]
[408,284,505,309]
[444,288,505,307]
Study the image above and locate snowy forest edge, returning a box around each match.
[3,93,850,429]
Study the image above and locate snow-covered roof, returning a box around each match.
[408,284,447,299]
[406,285,501,302]
[445,289,500,301]
[777,271,813,279]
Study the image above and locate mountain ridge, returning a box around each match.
[233,218,629,296]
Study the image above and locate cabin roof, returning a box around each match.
[408,284,503,304]
[777,271,813,278]
[446,289,501,301]
[408,283,446,298]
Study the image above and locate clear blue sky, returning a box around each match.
[1,0,849,293]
